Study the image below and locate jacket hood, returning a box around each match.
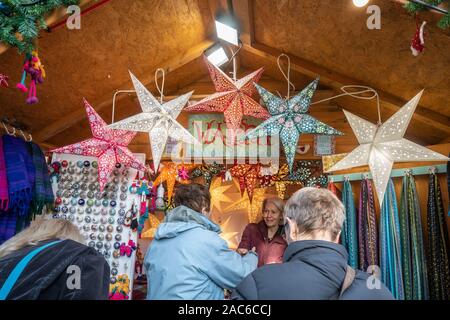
[154,205,221,240]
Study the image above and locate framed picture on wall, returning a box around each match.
[314,135,335,156]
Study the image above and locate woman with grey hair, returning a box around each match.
[232,187,394,300]
[237,197,287,267]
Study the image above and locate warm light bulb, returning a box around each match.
[215,20,239,46]
[353,0,369,7]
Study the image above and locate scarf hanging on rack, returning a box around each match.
[426,173,450,300]
[0,137,9,211]
[2,135,34,216]
[0,212,17,245]
[342,179,358,269]
[29,142,54,216]
[358,178,378,272]
[327,180,337,195]
[399,173,428,300]
[380,179,404,300]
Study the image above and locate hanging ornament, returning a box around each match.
[225,188,267,223]
[322,153,348,172]
[209,177,233,213]
[328,90,449,206]
[0,73,9,88]
[190,162,225,188]
[137,178,152,214]
[51,99,146,191]
[16,51,45,104]
[258,163,301,199]
[296,144,311,155]
[109,274,131,300]
[155,184,165,210]
[411,20,427,56]
[247,79,343,173]
[184,56,270,140]
[107,71,199,172]
[177,167,190,181]
[230,163,261,202]
[152,162,197,204]
[220,168,233,182]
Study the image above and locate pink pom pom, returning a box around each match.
[16,83,28,92]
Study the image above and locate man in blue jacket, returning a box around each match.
[232,187,394,300]
[144,183,258,300]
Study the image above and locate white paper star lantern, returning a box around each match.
[328,90,449,205]
[107,71,200,171]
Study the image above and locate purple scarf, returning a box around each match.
[2,135,34,216]
[0,137,8,211]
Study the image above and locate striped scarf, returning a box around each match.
[0,137,8,211]
[342,179,358,269]
[29,142,54,216]
[380,179,404,299]
[399,174,428,300]
[358,178,378,272]
[426,173,450,300]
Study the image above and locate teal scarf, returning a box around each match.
[399,174,428,300]
[380,179,404,300]
[342,179,358,269]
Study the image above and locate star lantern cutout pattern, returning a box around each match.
[246,79,343,173]
[107,71,199,172]
[51,99,146,191]
[230,163,261,202]
[217,215,240,249]
[184,56,270,140]
[259,163,302,199]
[328,90,449,206]
[209,177,233,213]
[225,188,267,223]
[152,162,198,204]
[190,162,225,189]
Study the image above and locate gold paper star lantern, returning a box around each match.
[224,188,267,223]
[209,177,233,213]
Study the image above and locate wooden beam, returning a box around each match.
[33,40,214,142]
[232,0,254,45]
[242,42,450,135]
[0,0,96,55]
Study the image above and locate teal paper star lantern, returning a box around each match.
[246,78,344,172]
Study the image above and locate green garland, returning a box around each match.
[404,0,450,29]
[0,0,80,53]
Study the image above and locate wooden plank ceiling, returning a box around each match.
[0,0,448,161]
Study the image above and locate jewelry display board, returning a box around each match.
[50,153,146,300]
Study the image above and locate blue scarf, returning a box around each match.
[2,135,34,216]
[380,179,404,300]
[342,179,358,269]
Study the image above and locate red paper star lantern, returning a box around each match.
[184,56,270,136]
[51,98,146,191]
[230,163,261,202]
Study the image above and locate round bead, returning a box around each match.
[112,261,119,268]
[116,225,123,233]
[85,216,91,223]
[110,277,117,284]
[109,209,116,216]
[107,225,114,233]
[100,217,108,225]
[110,200,117,207]
[77,216,84,223]
[113,250,120,259]
[61,160,68,168]
[77,161,84,168]
[96,241,103,249]
[104,242,111,250]
[88,241,95,248]
[98,225,105,233]
[61,206,68,213]
[83,160,90,168]
[119,209,126,216]
[101,208,108,215]
[87,199,94,207]
[91,225,98,232]
[111,268,118,276]
[70,198,78,206]
[115,163,122,169]
[113,242,121,250]
[115,234,122,241]
[90,233,96,240]
[92,161,98,168]
[108,217,115,224]
[78,199,85,206]
[85,207,92,214]
[69,207,76,214]
[103,250,111,259]
[83,225,90,232]
[55,197,62,205]
[102,199,109,207]
[105,234,113,242]
[54,206,61,213]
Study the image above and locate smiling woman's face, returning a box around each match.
[262,202,282,228]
